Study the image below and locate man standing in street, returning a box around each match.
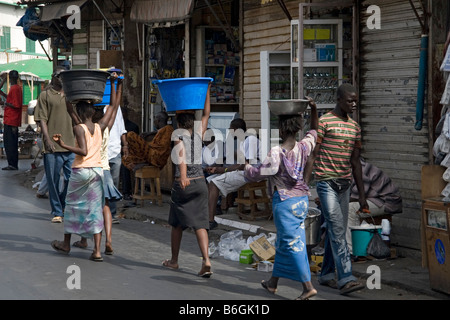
[106,102,128,223]
[34,68,75,223]
[0,70,22,170]
[120,105,139,200]
[305,83,369,295]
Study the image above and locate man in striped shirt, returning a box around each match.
[305,83,369,295]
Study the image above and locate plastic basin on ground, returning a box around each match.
[350,225,382,257]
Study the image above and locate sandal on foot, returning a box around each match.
[51,240,69,255]
[72,241,88,249]
[51,216,63,223]
[198,265,213,278]
[340,280,364,295]
[89,253,103,262]
[197,262,212,278]
[320,279,338,289]
[261,280,277,294]
[104,242,114,255]
[162,259,179,270]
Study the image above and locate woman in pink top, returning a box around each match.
[244,98,318,300]
[51,77,122,262]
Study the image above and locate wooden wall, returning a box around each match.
[242,0,302,129]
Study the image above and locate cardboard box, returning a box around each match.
[304,48,317,62]
[315,43,336,62]
[421,165,450,295]
[249,237,275,261]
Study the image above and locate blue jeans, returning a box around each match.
[44,152,75,217]
[316,180,356,288]
[108,154,121,217]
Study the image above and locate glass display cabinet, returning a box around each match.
[293,19,344,110]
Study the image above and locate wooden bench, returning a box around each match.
[235,180,272,221]
[132,166,163,207]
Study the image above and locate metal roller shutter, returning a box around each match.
[359,0,427,251]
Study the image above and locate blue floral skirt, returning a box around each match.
[272,191,311,283]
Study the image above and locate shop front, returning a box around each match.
[242,0,450,259]
[130,0,241,190]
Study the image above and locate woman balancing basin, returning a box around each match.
[267,99,310,116]
[152,77,213,112]
[60,69,110,104]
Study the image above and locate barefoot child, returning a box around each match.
[51,75,122,262]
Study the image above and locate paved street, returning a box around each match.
[0,159,443,307]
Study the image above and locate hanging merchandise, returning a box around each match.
[16,7,50,41]
[150,87,157,103]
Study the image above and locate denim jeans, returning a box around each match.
[108,154,122,217]
[44,152,75,217]
[316,180,356,288]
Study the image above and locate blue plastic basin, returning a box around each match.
[153,77,213,112]
[94,76,124,106]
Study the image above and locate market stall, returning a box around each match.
[0,68,46,158]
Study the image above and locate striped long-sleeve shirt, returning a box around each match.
[314,112,362,181]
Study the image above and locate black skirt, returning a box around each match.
[168,178,209,230]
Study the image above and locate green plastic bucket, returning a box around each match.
[350,226,382,257]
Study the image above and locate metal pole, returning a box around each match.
[92,0,120,40]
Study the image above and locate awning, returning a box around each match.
[130,0,194,24]
[0,58,52,81]
[40,0,88,22]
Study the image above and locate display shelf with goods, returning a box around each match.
[294,19,350,113]
[260,51,291,152]
[203,28,240,108]
[147,26,185,130]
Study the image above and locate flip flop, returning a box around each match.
[198,270,213,278]
[198,264,213,278]
[72,241,88,249]
[261,280,277,294]
[89,253,103,262]
[162,259,179,270]
[104,242,114,255]
[319,278,338,289]
[51,240,70,255]
[340,281,364,295]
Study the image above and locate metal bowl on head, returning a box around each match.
[268,99,309,116]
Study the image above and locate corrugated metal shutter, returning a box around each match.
[360,0,427,251]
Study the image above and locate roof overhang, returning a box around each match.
[39,0,88,22]
[130,0,194,25]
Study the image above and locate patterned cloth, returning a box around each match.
[122,125,174,169]
[244,130,317,201]
[64,167,105,239]
[350,159,402,214]
[271,191,311,283]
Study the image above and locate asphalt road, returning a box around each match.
[0,159,440,310]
